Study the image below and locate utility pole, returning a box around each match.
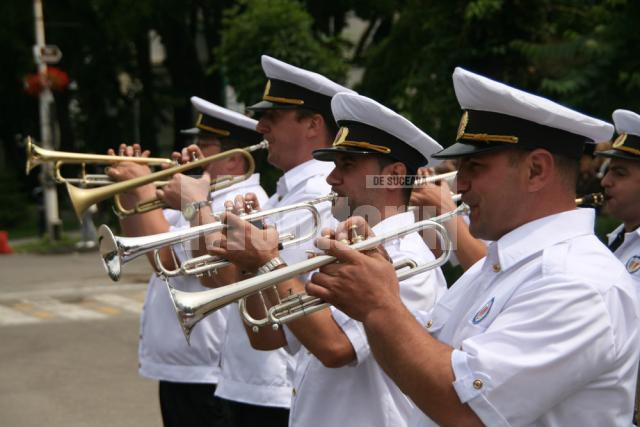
[33,0,62,241]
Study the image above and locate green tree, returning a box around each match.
[217,0,349,105]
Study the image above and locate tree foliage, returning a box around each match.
[217,0,349,105]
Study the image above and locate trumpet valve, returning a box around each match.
[246,201,257,214]
[349,224,364,243]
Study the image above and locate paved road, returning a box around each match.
[0,251,162,427]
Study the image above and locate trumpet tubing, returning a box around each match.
[413,170,457,186]
[168,204,468,342]
[25,136,174,178]
[98,192,336,281]
[67,140,268,219]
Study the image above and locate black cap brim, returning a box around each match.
[312,146,380,162]
[180,127,200,136]
[594,149,640,161]
[432,141,508,159]
[247,100,300,112]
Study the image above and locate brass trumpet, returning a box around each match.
[25,136,175,186]
[98,192,336,281]
[66,140,268,219]
[168,204,468,342]
[576,192,604,207]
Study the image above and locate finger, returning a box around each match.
[314,236,363,264]
[416,167,429,176]
[320,228,335,239]
[107,148,116,156]
[155,189,165,200]
[132,144,142,157]
[118,144,127,156]
[141,149,151,158]
[234,194,246,214]
[181,147,192,164]
[244,192,261,211]
[306,275,334,300]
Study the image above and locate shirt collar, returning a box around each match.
[276,159,334,197]
[606,223,626,245]
[488,208,595,272]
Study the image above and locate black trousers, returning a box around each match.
[224,398,289,427]
[159,381,230,427]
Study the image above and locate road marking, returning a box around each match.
[90,294,143,314]
[0,305,43,325]
[20,297,108,320]
[0,283,146,302]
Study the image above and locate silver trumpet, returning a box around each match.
[413,170,457,186]
[168,204,469,342]
[97,192,337,281]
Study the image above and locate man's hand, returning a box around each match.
[156,172,211,211]
[410,167,457,218]
[207,194,279,273]
[105,144,156,204]
[307,216,400,323]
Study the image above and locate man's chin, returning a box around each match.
[331,203,351,222]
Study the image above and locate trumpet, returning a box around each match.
[25,136,175,186]
[168,204,468,342]
[98,192,336,281]
[66,140,268,219]
[576,192,604,207]
[413,170,457,186]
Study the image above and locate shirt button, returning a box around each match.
[492,263,501,273]
[473,379,483,390]
[426,320,433,328]
[292,388,297,397]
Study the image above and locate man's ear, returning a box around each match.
[526,149,554,192]
[305,113,326,139]
[381,161,408,177]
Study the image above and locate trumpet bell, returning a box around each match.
[97,225,122,281]
[25,136,40,174]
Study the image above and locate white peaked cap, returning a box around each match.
[453,67,614,143]
[331,92,442,162]
[261,55,355,97]
[191,96,257,131]
[612,109,640,137]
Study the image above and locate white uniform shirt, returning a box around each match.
[215,159,335,407]
[287,211,447,427]
[138,174,268,384]
[607,223,640,295]
[412,209,640,427]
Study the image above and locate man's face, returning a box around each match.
[601,158,640,227]
[457,149,528,241]
[256,109,308,171]
[326,153,386,223]
[195,136,224,177]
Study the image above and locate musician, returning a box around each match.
[106,97,268,427]
[211,92,448,427]
[172,56,353,427]
[597,109,640,291]
[306,68,640,426]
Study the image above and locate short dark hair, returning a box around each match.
[376,155,412,204]
[506,148,579,192]
[295,108,339,137]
